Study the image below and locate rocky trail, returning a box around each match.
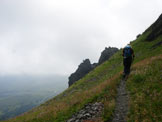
[67,78,129,122]
[112,79,129,122]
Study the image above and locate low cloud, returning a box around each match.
[0,0,161,76]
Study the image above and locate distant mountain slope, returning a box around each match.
[3,14,162,122]
[0,75,67,121]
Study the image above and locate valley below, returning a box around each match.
[0,75,68,120]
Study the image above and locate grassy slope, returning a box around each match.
[4,22,162,122]
[127,54,162,122]
[125,28,162,121]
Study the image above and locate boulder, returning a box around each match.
[67,102,103,122]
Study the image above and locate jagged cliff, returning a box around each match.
[68,47,119,87]
[98,47,118,65]
[68,59,93,86]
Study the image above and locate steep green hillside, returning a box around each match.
[3,14,162,122]
[127,55,162,121]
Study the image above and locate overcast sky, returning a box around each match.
[0,0,162,76]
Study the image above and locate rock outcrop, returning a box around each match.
[98,47,119,65]
[68,47,119,87]
[68,59,93,86]
[145,14,162,41]
[136,34,141,39]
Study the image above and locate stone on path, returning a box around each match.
[67,102,103,122]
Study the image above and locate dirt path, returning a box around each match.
[112,79,129,122]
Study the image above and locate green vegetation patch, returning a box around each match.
[102,74,121,121]
[127,55,162,122]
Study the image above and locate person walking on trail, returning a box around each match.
[122,44,135,78]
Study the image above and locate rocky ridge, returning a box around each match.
[68,59,93,86]
[145,14,162,42]
[98,47,118,65]
[68,47,119,87]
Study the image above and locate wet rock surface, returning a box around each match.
[67,102,103,122]
[112,79,129,122]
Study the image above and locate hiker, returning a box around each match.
[122,44,135,78]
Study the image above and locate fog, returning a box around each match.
[0,0,162,76]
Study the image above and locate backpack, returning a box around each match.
[124,47,132,58]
